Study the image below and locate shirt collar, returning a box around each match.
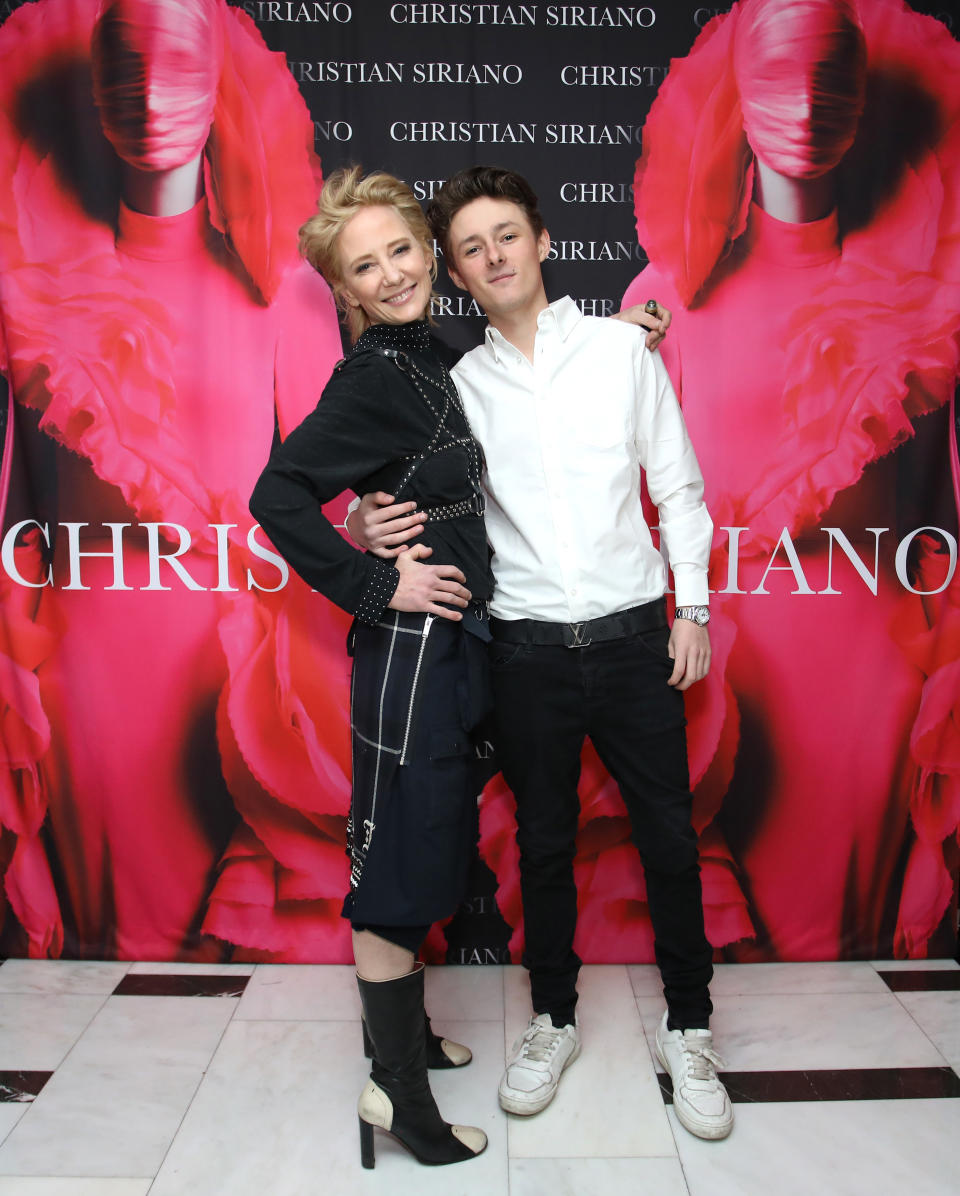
[482,295,582,365]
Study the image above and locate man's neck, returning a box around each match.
[487,290,550,363]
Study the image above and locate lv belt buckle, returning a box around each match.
[566,621,591,648]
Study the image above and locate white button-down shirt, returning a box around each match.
[451,296,712,622]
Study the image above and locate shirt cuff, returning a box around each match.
[344,495,363,548]
[671,564,710,608]
[355,558,400,624]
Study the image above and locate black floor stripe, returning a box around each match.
[0,1071,52,1102]
[659,1067,960,1104]
[878,970,960,993]
[113,974,250,998]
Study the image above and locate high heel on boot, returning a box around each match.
[357,1078,486,1168]
[356,964,486,1169]
[362,1010,472,1068]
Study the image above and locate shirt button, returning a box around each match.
[570,587,578,596]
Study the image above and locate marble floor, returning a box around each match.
[0,958,956,1195]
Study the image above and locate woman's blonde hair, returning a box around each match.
[299,166,438,342]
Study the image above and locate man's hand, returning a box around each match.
[613,300,672,352]
[346,491,426,558]
[388,542,471,621]
[667,618,710,690]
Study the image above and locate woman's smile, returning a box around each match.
[337,205,433,326]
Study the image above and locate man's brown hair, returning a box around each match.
[426,165,545,258]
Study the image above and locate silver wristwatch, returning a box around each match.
[675,605,710,627]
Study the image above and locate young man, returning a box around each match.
[352,166,732,1141]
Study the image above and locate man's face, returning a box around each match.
[445,197,549,321]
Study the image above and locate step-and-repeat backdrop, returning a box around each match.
[0,0,958,965]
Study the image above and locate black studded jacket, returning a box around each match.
[250,320,493,623]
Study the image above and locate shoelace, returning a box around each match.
[678,1038,726,1084]
[519,1024,564,1064]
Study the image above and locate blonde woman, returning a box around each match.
[250,167,490,1168]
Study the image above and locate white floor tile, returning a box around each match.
[150,1018,507,1196]
[709,962,889,996]
[0,1181,151,1195]
[637,992,950,1070]
[629,962,890,1000]
[234,964,359,1021]
[0,962,129,996]
[126,961,255,976]
[627,964,662,998]
[631,956,894,1004]
[0,997,105,1070]
[504,965,675,1159]
[510,1156,689,1196]
[869,959,960,972]
[424,964,504,1023]
[235,964,503,1027]
[0,996,236,1177]
[0,1107,29,1149]
[674,1099,960,1196]
[897,992,960,1067]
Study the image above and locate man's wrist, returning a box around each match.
[674,605,710,627]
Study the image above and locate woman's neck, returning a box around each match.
[753,158,835,224]
[120,152,205,217]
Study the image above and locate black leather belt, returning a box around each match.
[489,598,666,649]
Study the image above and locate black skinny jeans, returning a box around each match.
[490,622,713,1030]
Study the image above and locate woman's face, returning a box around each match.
[337,205,433,327]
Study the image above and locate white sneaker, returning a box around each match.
[498,1013,581,1115]
[655,1011,733,1140]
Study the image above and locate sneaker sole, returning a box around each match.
[655,1038,733,1141]
[498,1039,582,1116]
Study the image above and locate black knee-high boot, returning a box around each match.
[356,964,486,1168]
[362,1007,472,1069]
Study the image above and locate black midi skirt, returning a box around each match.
[343,612,491,926]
